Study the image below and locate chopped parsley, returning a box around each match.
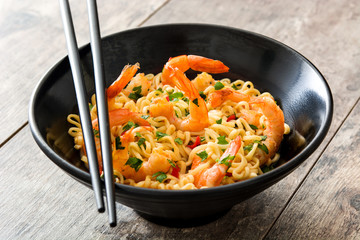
[122,121,138,131]
[192,98,199,107]
[214,81,225,90]
[167,159,176,167]
[168,91,184,101]
[89,103,94,111]
[257,143,269,154]
[216,118,223,124]
[183,97,189,103]
[243,136,269,154]
[199,91,207,100]
[200,136,206,142]
[156,87,164,93]
[93,129,99,138]
[231,83,239,90]
[196,151,208,162]
[261,164,275,173]
[137,137,146,148]
[243,144,253,152]
[156,131,169,140]
[218,155,235,167]
[249,124,258,130]
[174,138,183,145]
[217,135,229,145]
[128,85,142,101]
[141,115,150,120]
[125,157,143,172]
[115,136,125,150]
[152,171,167,183]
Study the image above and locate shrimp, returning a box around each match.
[112,127,171,182]
[161,55,229,86]
[208,88,250,108]
[90,108,151,171]
[149,66,210,132]
[194,136,242,188]
[106,63,150,111]
[208,87,285,164]
[192,72,216,92]
[249,97,284,165]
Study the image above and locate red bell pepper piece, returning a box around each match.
[165,96,170,102]
[188,136,201,149]
[171,166,180,178]
[227,114,236,122]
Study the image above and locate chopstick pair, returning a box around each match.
[59,0,116,227]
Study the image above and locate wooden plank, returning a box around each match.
[265,99,360,239]
[141,0,360,238]
[0,0,167,145]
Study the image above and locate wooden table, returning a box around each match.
[1,0,359,239]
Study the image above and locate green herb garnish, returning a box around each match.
[168,91,184,101]
[122,121,139,131]
[174,138,183,145]
[137,138,146,148]
[156,131,169,140]
[152,171,167,183]
[199,91,207,100]
[218,155,235,167]
[93,129,99,138]
[167,159,176,167]
[128,85,142,101]
[125,157,143,172]
[217,135,229,145]
[214,81,225,90]
[249,124,258,130]
[216,118,223,124]
[115,136,125,150]
[231,84,239,90]
[141,115,150,120]
[192,98,199,107]
[196,151,208,162]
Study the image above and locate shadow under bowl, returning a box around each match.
[29,24,333,222]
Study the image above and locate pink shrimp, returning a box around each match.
[194,136,242,188]
[90,108,151,172]
[107,63,151,111]
[161,55,229,86]
[208,88,250,108]
[149,66,210,132]
[249,97,285,165]
[112,127,171,182]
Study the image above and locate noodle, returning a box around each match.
[68,59,289,190]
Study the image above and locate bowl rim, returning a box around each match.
[28,23,333,197]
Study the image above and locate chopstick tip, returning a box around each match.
[98,207,105,213]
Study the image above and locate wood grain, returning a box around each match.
[1,0,360,239]
[265,100,360,239]
[0,0,167,145]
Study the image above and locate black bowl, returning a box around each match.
[29,24,333,222]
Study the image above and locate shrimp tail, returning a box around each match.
[107,63,140,98]
[195,136,242,188]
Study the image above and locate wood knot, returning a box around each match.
[350,194,360,211]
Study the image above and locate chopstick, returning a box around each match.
[59,0,116,227]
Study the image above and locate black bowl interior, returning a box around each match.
[29,24,333,220]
